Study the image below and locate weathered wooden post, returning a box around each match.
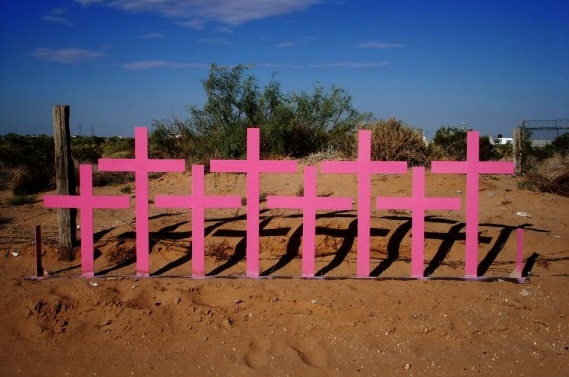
[513,127,522,175]
[53,105,77,260]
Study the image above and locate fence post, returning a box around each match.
[53,105,77,260]
[513,127,522,175]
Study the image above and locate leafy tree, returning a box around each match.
[551,132,569,155]
[151,64,371,160]
[432,126,496,161]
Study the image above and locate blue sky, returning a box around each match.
[1,0,568,138]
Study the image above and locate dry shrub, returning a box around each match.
[107,242,136,265]
[519,154,569,196]
[4,166,53,195]
[364,118,428,166]
[206,240,233,261]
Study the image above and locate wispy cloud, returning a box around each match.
[309,61,391,68]
[356,41,404,49]
[138,32,164,39]
[42,8,74,26]
[75,0,322,28]
[31,48,107,63]
[122,60,209,70]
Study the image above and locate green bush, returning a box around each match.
[7,194,37,206]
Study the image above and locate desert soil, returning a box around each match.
[0,166,567,376]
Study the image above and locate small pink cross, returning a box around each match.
[98,127,186,277]
[44,164,130,277]
[321,130,407,277]
[376,167,461,277]
[154,165,241,277]
[431,131,514,277]
[210,128,297,277]
[267,166,353,277]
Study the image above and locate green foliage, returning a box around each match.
[0,134,54,194]
[551,132,569,155]
[151,64,371,160]
[432,126,496,161]
[432,127,468,160]
[7,194,37,206]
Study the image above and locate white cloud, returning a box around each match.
[31,48,107,63]
[75,0,322,27]
[122,60,209,69]
[197,38,232,45]
[356,41,404,49]
[42,8,74,26]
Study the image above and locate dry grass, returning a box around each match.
[365,118,429,166]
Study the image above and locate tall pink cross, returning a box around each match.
[98,127,186,277]
[267,166,353,277]
[431,131,514,277]
[321,130,407,277]
[376,167,461,278]
[210,128,298,277]
[43,164,130,277]
[154,164,241,277]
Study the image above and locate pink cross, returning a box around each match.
[210,128,298,277]
[376,167,461,278]
[321,130,407,277]
[43,164,130,277]
[98,127,186,277]
[154,165,241,277]
[431,131,514,277]
[267,166,353,277]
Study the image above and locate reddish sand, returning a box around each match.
[0,167,567,376]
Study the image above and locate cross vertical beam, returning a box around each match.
[321,130,407,277]
[267,166,353,277]
[154,165,241,277]
[210,128,297,277]
[431,131,514,277]
[98,127,186,277]
[44,164,130,277]
[376,167,461,277]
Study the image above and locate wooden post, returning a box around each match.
[513,127,522,175]
[53,105,77,260]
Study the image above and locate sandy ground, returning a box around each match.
[0,166,567,376]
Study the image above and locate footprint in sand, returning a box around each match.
[244,337,272,369]
[290,338,329,368]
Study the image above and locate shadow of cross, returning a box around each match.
[154,165,241,277]
[98,127,186,277]
[321,129,407,277]
[43,164,130,277]
[267,166,353,277]
[376,167,461,278]
[431,131,514,277]
[210,128,297,277]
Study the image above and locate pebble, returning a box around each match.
[404,363,411,370]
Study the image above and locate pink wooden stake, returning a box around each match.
[321,130,407,277]
[98,127,185,277]
[35,225,43,277]
[44,164,130,277]
[210,128,297,277]
[431,131,514,277]
[154,165,241,277]
[267,166,353,277]
[376,167,461,277]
